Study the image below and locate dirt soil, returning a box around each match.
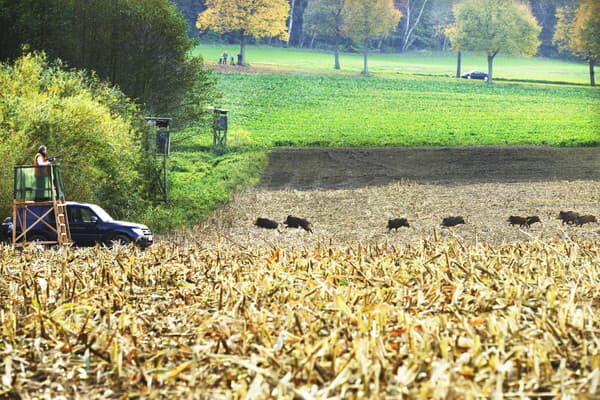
[184,146,600,248]
[258,146,600,189]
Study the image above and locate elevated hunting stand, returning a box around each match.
[209,107,228,147]
[12,164,71,248]
[145,117,171,205]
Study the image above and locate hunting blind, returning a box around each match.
[12,164,71,248]
[145,117,172,205]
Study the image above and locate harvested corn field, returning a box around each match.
[183,146,600,250]
[186,179,600,249]
[2,146,600,398]
[0,240,598,398]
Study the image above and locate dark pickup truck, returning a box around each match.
[1,201,153,248]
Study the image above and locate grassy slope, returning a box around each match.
[147,135,267,232]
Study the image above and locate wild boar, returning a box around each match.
[254,217,278,229]
[573,215,597,226]
[558,211,579,225]
[284,215,312,233]
[441,216,465,227]
[387,218,410,231]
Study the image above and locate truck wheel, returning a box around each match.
[111,234,132,246]
[28,234,49,249]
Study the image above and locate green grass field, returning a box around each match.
[214,72,598,147]
[193,44,596,84]
[191,45,599,148]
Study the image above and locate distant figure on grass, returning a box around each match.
[254,217,279,229]
[441,216,465,227]
[230,55,235,65]
[387,218,410,231]
[284,215,312,232]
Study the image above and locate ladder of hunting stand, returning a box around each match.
[53,201,71,245]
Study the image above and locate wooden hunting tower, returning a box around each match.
[12,164,71,248]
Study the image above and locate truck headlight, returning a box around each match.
[132,228,145,237]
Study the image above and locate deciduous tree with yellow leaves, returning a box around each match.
[196,0,290,66]
[553,0,599,86]
[341,0,402,75]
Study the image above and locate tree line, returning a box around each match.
[186,0,598,85]
[0,0,217,124]
[176,0,573,56]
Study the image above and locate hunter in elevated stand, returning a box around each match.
[34,145,56,201]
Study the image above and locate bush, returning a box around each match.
[0,52,149,218]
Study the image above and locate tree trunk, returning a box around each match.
[287,0,295,47]
[401,0,429,52]
[487,53,494,84]
[334,25,341,69]
[401,0,411,52]
[362,44,368,75]
[240,32,246,66]
[590,59,596,87]
[334,37,340,69]
[456,51,461,78]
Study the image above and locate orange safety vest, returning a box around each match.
[34,152,48,166]
[34,152,49,176]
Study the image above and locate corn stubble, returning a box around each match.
[0,239,598,399]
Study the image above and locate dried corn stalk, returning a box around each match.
[0,237,598,399]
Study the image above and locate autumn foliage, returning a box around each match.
[0,53,147,219]
[196,0,290,65]
[553,0,600,86]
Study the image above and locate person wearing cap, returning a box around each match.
[34,146,53,167]
[34,146,55,200]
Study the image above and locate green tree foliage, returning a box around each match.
[446,0,541,84]
[554,0,599,86]
[553,5,577,52]
[304,0,346,69]
[341,0,402,74]
[196,0,290,65]
[0,0,216,122]
[528,0,573,57]
[0,53,148,218]
[170,0,207,38]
